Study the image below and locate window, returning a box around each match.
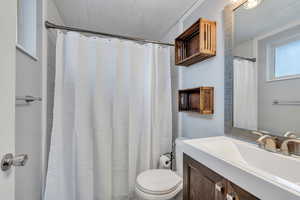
[17,0,37,58]
[275,39,300,78]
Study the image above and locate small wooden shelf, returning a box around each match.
[178,87,214,114]
[175,18,216,66]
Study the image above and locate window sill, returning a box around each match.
[267,75,300,82]
[16,44,38,61]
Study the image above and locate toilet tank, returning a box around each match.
[175,137,187,177]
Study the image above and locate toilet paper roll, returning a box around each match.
[159,155,171,169]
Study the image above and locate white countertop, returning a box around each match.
[177,136,300,200]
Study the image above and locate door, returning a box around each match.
[0,0,17,200]
[183,154,227,200]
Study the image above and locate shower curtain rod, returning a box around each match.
[45,21,175,47]
[234,56,256,62]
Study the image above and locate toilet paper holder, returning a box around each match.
[162,152,174,170]
[161,142,176,170]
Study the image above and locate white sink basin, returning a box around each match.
[180,136,300,200]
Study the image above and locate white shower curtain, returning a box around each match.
[44,31,172,200]
[233,59,258,130]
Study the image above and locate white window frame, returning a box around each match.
[17,0,38,61]
[266,33,300,82]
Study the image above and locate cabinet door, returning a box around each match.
[227,182,260,200]
[183,154,227,200]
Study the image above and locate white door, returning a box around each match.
[0,1,17,200]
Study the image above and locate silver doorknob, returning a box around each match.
[1,153,28,171]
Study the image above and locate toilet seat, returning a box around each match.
[135,169,182,200]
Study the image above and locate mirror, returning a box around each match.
[233,0,300,136]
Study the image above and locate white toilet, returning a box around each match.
[135,138,185,200]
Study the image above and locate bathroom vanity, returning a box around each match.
[180,137,300,200]
[183,154,258,200]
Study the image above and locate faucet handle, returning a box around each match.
[284,131,298,139]
[252,131,264,137]
[258,130,271,135]
[252,130,270,137]
[280,138,300,155]
[256,135,278,152]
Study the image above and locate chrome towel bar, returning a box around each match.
[272,100,300,105]
[16,96,42,103]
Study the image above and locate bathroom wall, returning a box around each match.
[15,0,64,199]
[162,0,228,139]
[15,0,43,200]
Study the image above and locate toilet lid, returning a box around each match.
[136,169,182,195]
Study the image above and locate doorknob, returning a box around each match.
[1,153,28,171]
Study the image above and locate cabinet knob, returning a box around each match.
[226,192,237,200]
[215,182,225,193]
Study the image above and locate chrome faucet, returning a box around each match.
[252,131,278,152]
[280,138,300,155]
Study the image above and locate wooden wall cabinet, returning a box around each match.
[175,18,216,66]
[183,154,259,200]
[178,87,214,114]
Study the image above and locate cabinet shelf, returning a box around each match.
[175,18,216,66]
[178,87,214,115]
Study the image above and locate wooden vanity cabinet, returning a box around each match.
[183,154,259,200]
